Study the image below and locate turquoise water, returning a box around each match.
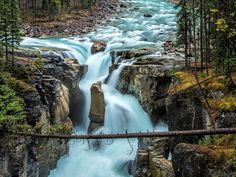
[21,0,177,58]
[20,0,177,176]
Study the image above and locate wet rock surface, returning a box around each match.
[117,64,172,123]
[144,13,153,17]
[111,48,185,123]
[91,41,107,54]
[89,81,106,132]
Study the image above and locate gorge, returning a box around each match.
[20,0,177,176]
[0,0,235,177]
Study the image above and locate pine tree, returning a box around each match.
[0,0,22,68]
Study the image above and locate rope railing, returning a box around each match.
[1,128,236,139]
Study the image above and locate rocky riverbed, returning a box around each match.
[22,0,120,37]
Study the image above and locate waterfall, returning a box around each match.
[20,0,178,176]
[79,51,112,130]
[48,46,153,177]
[107,59,135,88]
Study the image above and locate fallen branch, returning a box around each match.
[0,128,236,139]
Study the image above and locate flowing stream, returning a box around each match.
[20,0,177,176]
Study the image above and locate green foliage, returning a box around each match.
[47,122,73,135]
[0,71,36,94]
[0,0,22,66]
[0,84,26,128]
[49,0,62,19]
[176,0,236,89]
[199,135,236,173]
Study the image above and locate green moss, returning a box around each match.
[0,71,36,94]
[47,122,73,135]
[199,135,236,172]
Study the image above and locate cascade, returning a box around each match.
[20,0,177,176]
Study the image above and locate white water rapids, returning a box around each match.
[20,0,177,176]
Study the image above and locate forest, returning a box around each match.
[177,0,236,87]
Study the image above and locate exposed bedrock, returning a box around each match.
[111,48,185,124]
[113,48,214,177]
[89,81,106,132]
[166,91,211,149]
[113,48,211,129]
[131,138,174,177]
[117,64,172,124]
[0,53,87,177]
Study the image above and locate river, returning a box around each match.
[20,0,177,176]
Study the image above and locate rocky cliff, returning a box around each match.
[0,51,87,177]
[111,47,219,177]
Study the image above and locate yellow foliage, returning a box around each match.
[171,71,197,92]
[210,8,218,13]
[213,149,235,160]
[228,28,236,38]
[212,135,236,147]
[170,69,236,112]
[215,19,229,32]
[208,94,236,111]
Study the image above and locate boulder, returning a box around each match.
[172,143,234,177]
[54,82,70,124]
[216,111,236,128]
[166,91,210,132]
[165,92,211,148]
[91,41,107,54]
[111,48,156,61]
[173,143,208,177]
[149,158,174,177]
[132,138,172,177]
[89,81,105,123]
[144,13,153,17]
[148,138,174,177]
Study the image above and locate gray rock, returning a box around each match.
[91,41,107,54]
[172,143,234,177]
[166,91,211,148]
[116,64,172,123]
[89,81,105,124]
[216,111,236,128]
[144,13,153,17]
[173,143,208,177]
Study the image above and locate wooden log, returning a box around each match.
[0,128,236,140]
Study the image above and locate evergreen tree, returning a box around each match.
[176,0,236,88]
[0,0,22,67]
